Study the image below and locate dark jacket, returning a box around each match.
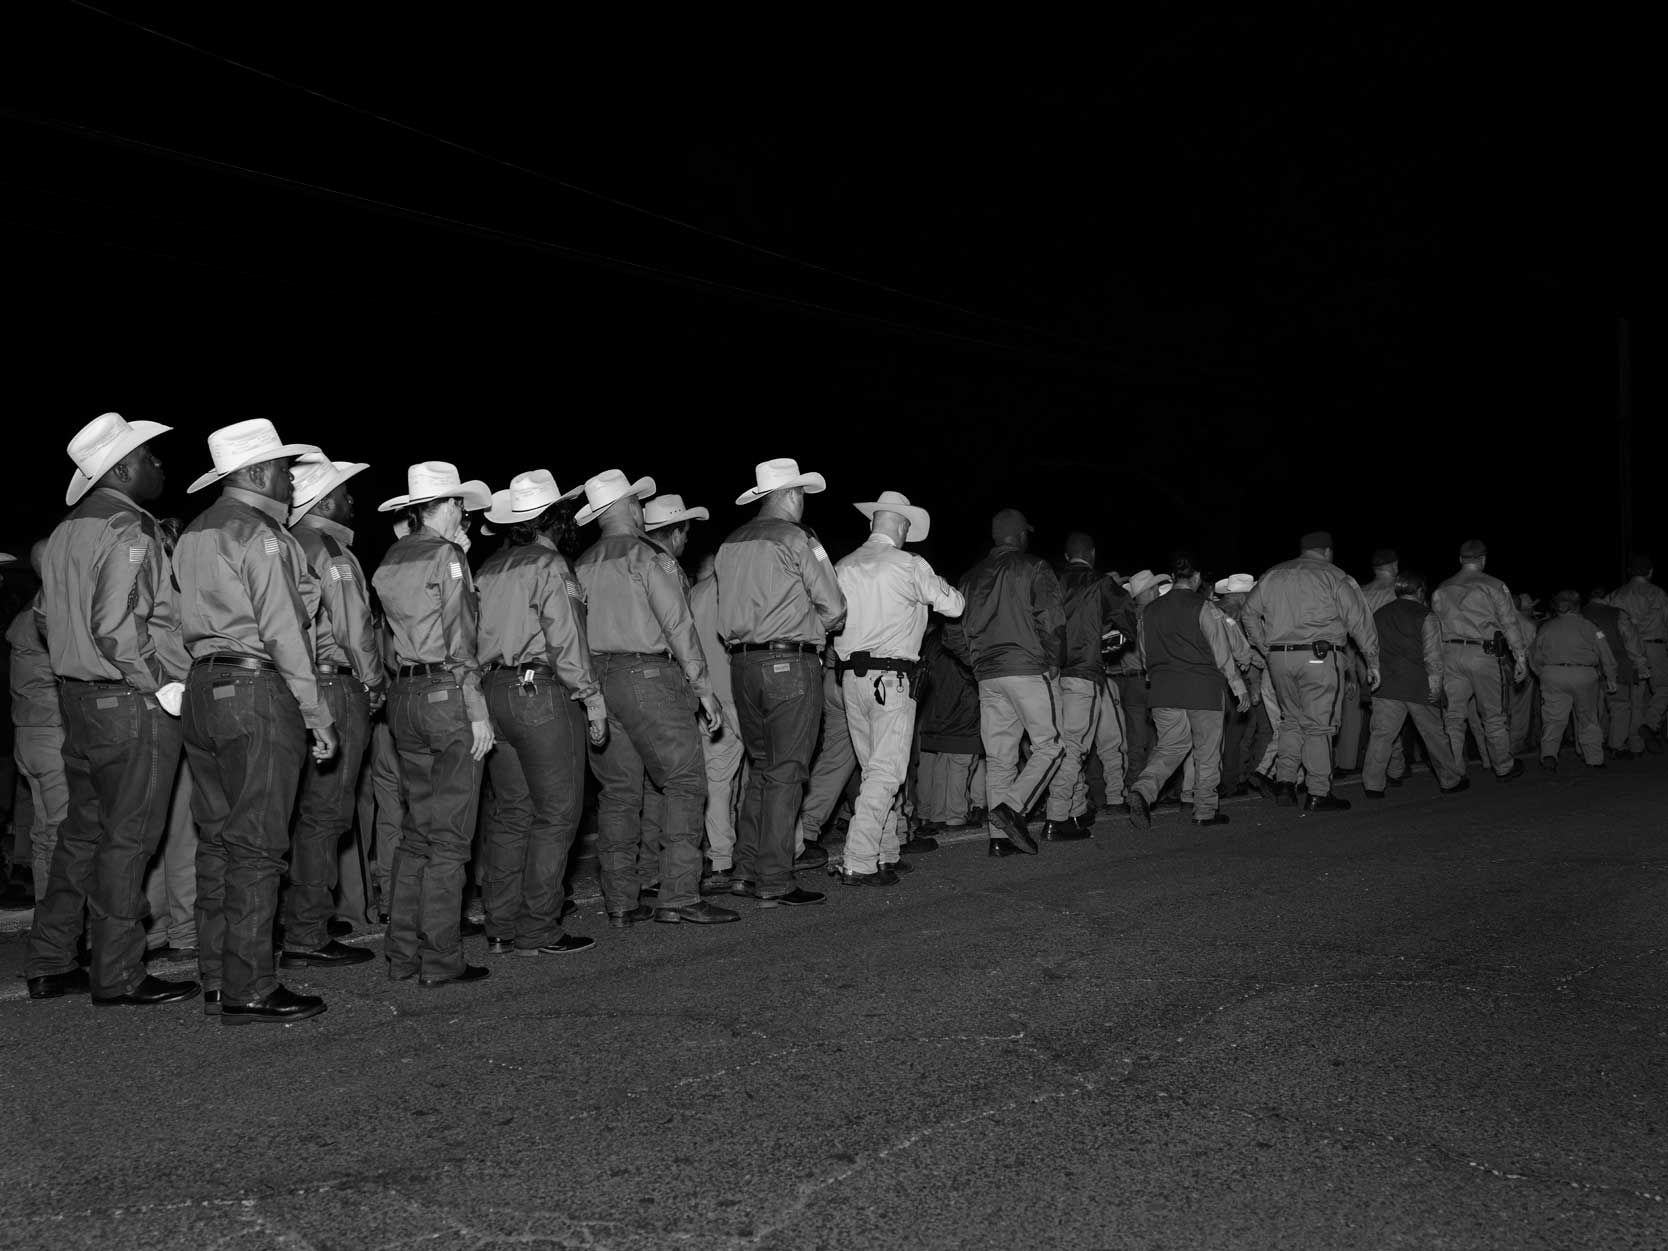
[1059,561,1138,682]
[917,630,981,754]
[1142,588,1229,711]
[1374,598,1441,704]
[946,544,1066,680]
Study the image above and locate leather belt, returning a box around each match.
[316,663,356,677]
[193,653,276,673]
[58,675,130,687]
[1266,642,1342,654]
[397,662,451,678]
[487,661,555,677]
[595,651,671,662]
[1545,662,1596,668]
[1445,638,1487,646]
[727,641,819,654]
[1644,638,1667,645]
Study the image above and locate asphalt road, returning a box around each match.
[2,757,1665,1250]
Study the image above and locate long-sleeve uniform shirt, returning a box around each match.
[715,516,846,646]
[576,533,711,700]
[1530,614,1616,683]
[1588,600,1647,680]
[8,599,60,729]
[688,576,733,708]
[1431,568,1527,660]
[948,544,1067,680]
[1609,579,1668,645]
[39,485,190,691]
[476,534,602,710]
[175,486,332,731]
[1242,554,1379,664]
[832,534,963,661]
[371,525,486,723]
[292,514,384,695]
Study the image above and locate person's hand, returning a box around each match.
[1428,676,1443,703]
[367,689,386,715]
[312,724,339,762]
[1367,666,1382,692]
[155,681,185,717]
[1606,680,1619,695]
[469,718,495,761]
[1513,658,1528,683]
[586,706,609,749]
[1235,689,1251,714]
[699,693,724,737]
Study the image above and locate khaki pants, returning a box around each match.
[1443,647,1514,775]
[842,671,916,874]
[1539,666,1603,765]
[701,699,744,870]
[1268,651,1345,796]
[12,724,68,902]
[1605,681,1641,752]
[977,674,1063,819]
[1363,699,1462,790]
[1134,707,1224,818]
[918,752,975,823]
[1047,677,1124,820]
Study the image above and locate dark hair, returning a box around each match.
[507,501,579,554]
[1628,552,1654,577]
[1170,555,1197,582]
[403,497,458,535]
[1394,569,1426,598]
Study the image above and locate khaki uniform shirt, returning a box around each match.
[1609,579,1668,642]
[832,534,963,662]
[39,485,189,691]
[476,535,601,707]
[715,516,845,646]
[689,575,733,708]
[1432,567,1527,659]
[1361,573,1398,616]
[1530,613,1616,683]
[372,525,487,723]
[1242,554,1379,665]
[8,600,60,729]
[575,532,710,699]
[175,486,332,730]
[292,515,383,693]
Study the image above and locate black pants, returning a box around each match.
[285,676,371,950]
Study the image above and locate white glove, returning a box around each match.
[156,682,185,717]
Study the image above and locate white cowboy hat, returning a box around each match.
[187,419,320,494]
[1124,569,1172,599]
[1212,572,1256,595]
[65,412,173,505]
[0,552,15,566]
[734,458,826,506]
[483,469,583,529]
[376,461,492,513]
[854,490,930,542]
[288,453,370,524]
[575,469,656,525]
[644,494,710,531]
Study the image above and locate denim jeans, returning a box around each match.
[484,669,586,947]
[796,666,855,845]
[731,651,821,896]
[387,672,484,979]
[27,682,182,997]
[282,676,370,950]
[144,762,198,948]
[590,654,706,912]
[358,717,405,914]
[183,668,307,1002]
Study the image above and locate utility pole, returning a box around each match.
[1618,315,1632,582]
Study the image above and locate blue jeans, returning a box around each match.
[183,668,306,1001]
[284,675,371,949]
[484,669,586,947]
[731,651,821,896]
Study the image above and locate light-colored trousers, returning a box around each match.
[143,760,198,948]
[1047,676,1126,820]
[1644,642,1668,731]
[1268,652,1344,796]
[1604,681,1641,752]
[702,699,745,869]
[841,672,915,874]
[1443,647,1514,775]
[1539,667,1603,765]
[977,674,1064,819]
[918,752,975,823]
[13,725,68,902]
[1134,707,1224,817]
[1363,699,1462,790]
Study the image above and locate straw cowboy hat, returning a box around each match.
[483,469,582,529]
[376,461,492,513]
[854,490,930,542]
[288,453,370,524]
[65,412,173,505]
[575,469,656,525]
[644,494,710,531]
[734,458,826,506]
[1123,569,1172,599]
[186,419,320,494]
[1212,572,1256,595]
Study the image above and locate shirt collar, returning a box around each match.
[90,485,151,516]
[865,533,898,549]
[295,513,355,546]
[224,486,289,524]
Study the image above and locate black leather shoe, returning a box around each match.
[514,933,598,953]
[1249,772,1277,801]
[1363,788,1386,799]
[639,884,660,902]
[728,879,758,898]
[1303,793,1351,812]
[327,917,354,938]
[1496,759,1525,782]
[758,887,826,907]
[279,939,374,969]
[990,803,1038,853]
[901,834,939,854]
[92,974,201,1007]
[1101,802,1130,816]
[1071,811,1098,830]
[418,964,490,988]
[1192,813,1230,826]
[880,859,914,874]
[27,968,91,999]
[1439,777,1471,794]
[1042,819,1092,841]
[988,838,1024,858]
[202,989,222,1016]
[1274,782,1298,807]
[966,807,987,827]
[486,937,516,955]
[699,868,734,895]
[607,905,654,929]
[655,901,740,924]
[222,985,326,1024]
[1128,792,1152,830]
[841,866,899,887]
[1540,756,1558,772]
[1386,770,1410,786]
[795,843,829,870]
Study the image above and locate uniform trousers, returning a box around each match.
[1363,699,1462,790]
[797,666,855,846]
[1604,681,1642,752]
[976,674,1064,819]
[1442,647,1515,775]
[1644,641,1668,731]
[1539,666,1603,765]
[1112,672,1151,781]
[840,671,914,875]
[386,672,484,980]
[731,651,821,897]
[1267,651,1345,796]
[362,718,404,913]
[1047,676,1125,820]
[144,763,198,949]
[591,654,706,912]
[917,751,975,824]
[12,723,67,902]
[27,682,181,997]
[483,669,587,947]
[1133,707,1224,819]
[285,675,370,951]
[184,668,306,1003]
[701,699,744,870]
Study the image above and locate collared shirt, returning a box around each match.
[1243,554,1379,664]
[1609,578,1668,641]
[38,485,189,691]
[1531,613,1616,681]
[477,534,601,705]
[175,486,331,730]
[8,599,60,729]
[575,531,710,699]
[715,515,846,646]
[832,533,963,662]
[1361,573,1398,615]
[689,574,733,707]
[292,514,383,693]
[1431,567,1527,659]
[372,524,487,722]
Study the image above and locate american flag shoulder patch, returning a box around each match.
[449,560,464,580]
[564,578,584,601]
[128,543,147,563]
[330,561,354,584]
[654,553,679,576]
[810,542,829,563]
[262,534,281,555]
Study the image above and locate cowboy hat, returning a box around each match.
[734,458,826,506]
[288,453,370,524]
[644,494,710,531]
[1124,569,1172,598]
[187,419,320,494]
[66,412,173,505]
[376,461,492,513]
[483,469,582,529]
[1212,573,1256,595]
[575,469,656,525]
[854,490,930,542]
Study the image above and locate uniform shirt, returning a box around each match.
[8,599,60,729]
[292,514,383,694]
[1431,567,1527,659]
[575,532,710,699]
[1530,613,1616,682]
[947,543,1067,680]
[715,515,846,646]
[476,535,601,706]
[832,533,963,662]
[1361,573,1398,615]
[1242,554,1379,665]
[1609,578,1668,642]
[688,575,733,708]
[372,525,487,723]
[175,486,331,730]
[38,485,189,691]
[1582,600,1643,686]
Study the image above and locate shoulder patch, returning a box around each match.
[330,561,355,584]
[449,560,464,580]
[128,542,148,564]
[564,577,584,602]
[262,533,281,555]
[654,553,679,577]
[810,542,829,563]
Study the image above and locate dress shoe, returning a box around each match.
[327,918,354,939]
[1041,819,1091,841]
[901,833,939,854]
[418,964,491,989]
[92,974,201,1007]
[607,905,654,928]
[795,843,829,870]
[279,939,374,969]
[841,866,899,887]
[1071,811,1097,830]
[1249,772,1278,801]
[1192,813,1229,826]
[987,838,1024,858]
[1495,759,1525,782]
[27,968,91,999]
[1363,788,1386,800]
[1274,781,1298,807]
[699,868,734,895]
[729,878,758,898]
[458,918,486,938]
[222,985,326,1024]
[880,859,914,874]
[1128,791,1152,830]
[1540,756,1558,773]
[1303,793,1351,812]
[146,943,198,963]
[515,933,598,953]
[989,803,1038,853]
[966,806,987,828]
[1439,776,1471,795]
[486,936,517,955]
[758,887,826,907]
[202,989,222,1016]
[655,900,740,924]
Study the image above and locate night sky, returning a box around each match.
[4,6,1658,597]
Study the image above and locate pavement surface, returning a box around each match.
[1,757,1665,1250]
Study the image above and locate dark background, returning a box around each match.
[1,5,1658,595]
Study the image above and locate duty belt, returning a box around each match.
[833,651,915,678]
[1445,637,1502,654]
[193,653,276,673]
[727,640,818,654]
[396,662,450,678]
[1267,641,1344,656]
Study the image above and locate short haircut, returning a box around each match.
[1394,570,1426,598]
[1458,538,1488,562]
[1628,552,1654,577]
[1065,531,1095,561]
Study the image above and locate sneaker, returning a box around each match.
[757,887,825,907]
[513,934,596,956]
